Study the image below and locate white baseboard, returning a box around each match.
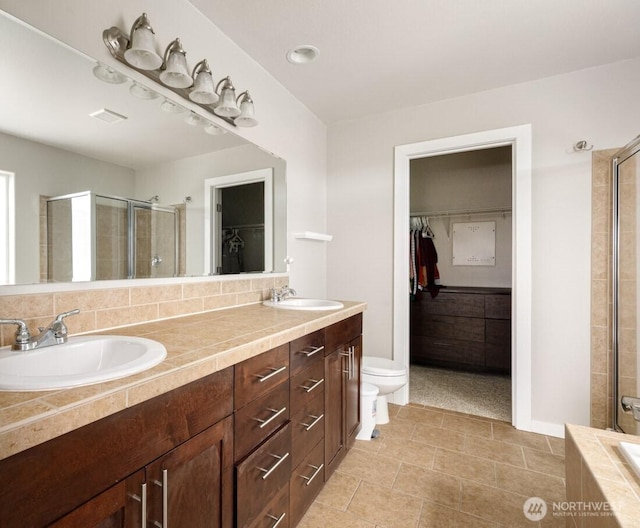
[529,420,565,439]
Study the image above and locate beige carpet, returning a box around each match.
[409,364,512,422]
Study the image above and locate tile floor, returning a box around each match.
[299,403,566,527]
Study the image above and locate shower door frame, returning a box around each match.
[612,134,640,432]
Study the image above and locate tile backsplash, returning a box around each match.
[0,275,289,348]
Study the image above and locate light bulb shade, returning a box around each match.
[160,97,186,113]
[159,39,192,88]
[204,122,227,135]
[234,91,258,127]
[189,60,218,104]
[124,13,162,70]
[129,81,158,100]
[214,77,240,117]
[93,62,127,84]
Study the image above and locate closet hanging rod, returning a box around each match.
[410,206,512,219]
[223,223,265,230]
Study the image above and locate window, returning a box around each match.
[0,171,15,284]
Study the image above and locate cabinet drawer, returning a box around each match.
[486,319,511,345]
[290,438,325,526]
[235,344,289,410]
[417,292,484,317]
[290,330,325,376]
[235,381,290,462]
[325,314,362,354]
[236,423,291,528]
[410,335,485,366]
[290,359,325,415]
[412,314,485,342]
[291,392,325,469]
[248,485,289,528]
[485,294,511,320]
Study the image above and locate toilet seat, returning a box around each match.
[361,357,406,377]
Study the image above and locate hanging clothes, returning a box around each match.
[410,219,441,299]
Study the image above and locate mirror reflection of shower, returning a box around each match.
[44,191,178,281]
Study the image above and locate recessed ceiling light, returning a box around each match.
[286,45,319,64]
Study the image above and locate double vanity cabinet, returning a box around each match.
[0,311,363,528]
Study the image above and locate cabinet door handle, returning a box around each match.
[433,341,452,347]
[300,378,324,393]
[266,512,287,528]
[340,348,353,379]
[258,452,290,480]
[254,406,287,429]
[151,470,169,528]
[301,413,324,431]
[255,365,287,383]
[127,482,147,528]
[301,345,324,357]
[300,463,324,486]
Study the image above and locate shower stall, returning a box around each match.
[46,191,178,282]
[613,135,640,433]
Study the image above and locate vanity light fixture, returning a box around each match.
[234,91,258,127]
[122,13,163,70]
[214,77,241,118]
[102,13,259,127]
[159,38,192,88]
[189,60,218,104]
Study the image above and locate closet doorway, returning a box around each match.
[409,147,512,421]
[393,125,533,431]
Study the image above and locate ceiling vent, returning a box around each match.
[89,108,128,124]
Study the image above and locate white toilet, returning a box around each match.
[361,357,408,424]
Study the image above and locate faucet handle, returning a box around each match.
[0,319,32,346]
[52,309,80,337]
[54,309,80,324]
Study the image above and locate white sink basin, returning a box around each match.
[620,441,640,478]
[0,336,167,391]
[263,298,344,311]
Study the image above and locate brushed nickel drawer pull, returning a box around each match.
[254,406,287,429]
[255,365,287,383]
[301,413,324,431]
[258,452,290,480]
[300,463,324,486]
[127,483,147,528]
[302,345,324,357]
[266,512,287,528]
[301,378,324,393]
[433,341,452,347]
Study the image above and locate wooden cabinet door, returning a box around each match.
[324,348,345,478]
[345,336,362,448]
[146,415,234,528]
[50,470,145,528]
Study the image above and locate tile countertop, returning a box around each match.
[566,424,640,527]
[0,300,366,461]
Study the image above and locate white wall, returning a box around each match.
[0,132,134,283]
[0,0,328,297]
[327,58,640,431]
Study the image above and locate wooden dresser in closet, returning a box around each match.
[410,287,511,373]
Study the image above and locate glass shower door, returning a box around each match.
[614,135,640,434]
[131,202,178,279]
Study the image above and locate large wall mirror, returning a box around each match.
[0,11,286,286]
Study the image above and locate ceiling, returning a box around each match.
[191,0,640,125]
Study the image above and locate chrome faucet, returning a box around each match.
[0,309,80,351]
[270,285,297,303]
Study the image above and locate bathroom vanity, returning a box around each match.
[0,302,365,527]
